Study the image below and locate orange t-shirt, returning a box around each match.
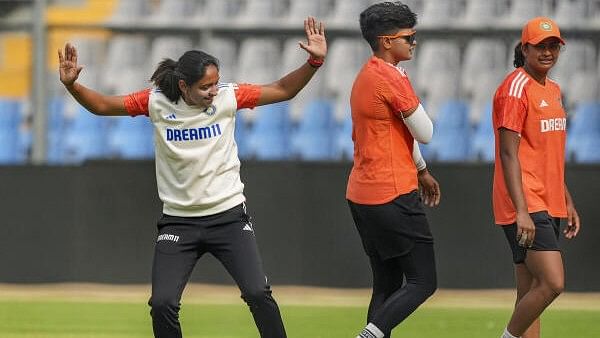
[346,56,420,205]
[492,68,567,225]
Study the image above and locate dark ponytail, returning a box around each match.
[513,42,525,68]
[150,58,181,102]
[150,50,220,103]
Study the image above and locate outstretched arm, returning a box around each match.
[256,16,327,106]
[59,43,129,116]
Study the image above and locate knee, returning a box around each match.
[543,279,564,299]
[241,286,273,306]
[149,296,180,317]
[421,278,437,300]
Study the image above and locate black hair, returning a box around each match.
[150,50,219,103]
[359,1,417,51]
[513,42,525,68]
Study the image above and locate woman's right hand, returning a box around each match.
[58,43,83,87]
[516,211,535,248]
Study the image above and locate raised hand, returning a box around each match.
[299,16,327,60]
[58,42,83,87]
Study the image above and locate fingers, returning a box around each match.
[517,229,535,248]
[304,16,324,36]
[564,212,580,239]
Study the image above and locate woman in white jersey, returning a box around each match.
[58,17,326,338]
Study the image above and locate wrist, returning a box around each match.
[307,56,324,68]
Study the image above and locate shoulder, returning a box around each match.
[496,69,530,99]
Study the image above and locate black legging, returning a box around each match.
[367,242,437,337]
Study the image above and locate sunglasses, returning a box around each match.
[378,30,417,45]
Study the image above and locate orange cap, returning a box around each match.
[521,17,565,45]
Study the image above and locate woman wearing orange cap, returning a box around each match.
[492,17,581,338]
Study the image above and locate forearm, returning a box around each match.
[412,140,426,171]
[257,62,319,105]
[500,151,528,213]
[65,82,127,116]
[565,184,575,207]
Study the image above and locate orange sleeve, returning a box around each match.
[124,88,151,117]
[495,93,528,133]
[387,74,419,115]
[235,83,261,110]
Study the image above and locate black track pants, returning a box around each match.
[148,204,286,338]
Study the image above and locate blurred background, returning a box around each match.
[0,0,598,290]
[0,0,598,164]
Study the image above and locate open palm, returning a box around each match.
[299,16,327,60]
[58,43,83,86]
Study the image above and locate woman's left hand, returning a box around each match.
[418,168,441,207]
[299,16,327,60]
[564,202,580,239]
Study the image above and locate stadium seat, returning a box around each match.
[285,0,325,21]
[246,102,291,160]
[469,103,495,162]
[461,39,507,97]
[198,37,238,83]
[463,0,500,27]
[567,102,600,162]
[416,40,461,95]
[554,0,589,28]
[503,0,549,26]
[234,114,251,160]
[107,116,154,159]
[108,0,152,23]
[421,71,461,120]
[281,37,323,121]
[468,70,505,124]
[194,0,242,22]
[565,72,599,109]
[324,38,367,96]
[47,96,67,164]
[419,0,456,27]
[147,36,193,74]
[550,39,596,90]
[63,106,110,163]
[148,0,196,24]
[0,98,24,164]
[238,0,284,23]
[426,100,472,161]
[290,99,335,160]
[102,35,149,94]
[328,0,369,25]
[237,38,280,85]
[333,108,353,160]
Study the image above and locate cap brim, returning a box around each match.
[528,34,565,45]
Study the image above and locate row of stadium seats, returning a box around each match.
[0,96,598,164]
[106,0,600,28]
[51,34,600,126]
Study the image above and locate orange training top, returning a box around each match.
[492,68,567,225]
[346,56,420,205]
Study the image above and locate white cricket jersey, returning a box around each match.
[125,83,260,217]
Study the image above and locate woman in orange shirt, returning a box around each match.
[492,17,581,338]
[347,3,441,338]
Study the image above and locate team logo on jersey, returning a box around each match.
[540,21,552,31]
[203,104,217,116]
[540,118,566,132]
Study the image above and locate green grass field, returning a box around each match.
[1,300,599,338]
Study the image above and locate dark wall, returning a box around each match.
[0,161,598,291]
